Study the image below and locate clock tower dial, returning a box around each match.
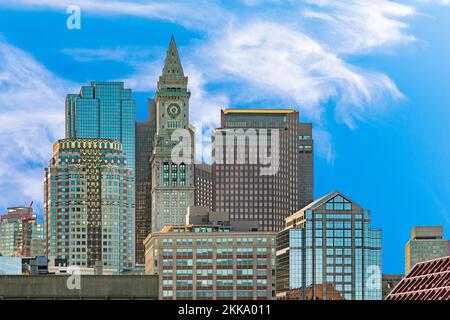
[167,103,181,118]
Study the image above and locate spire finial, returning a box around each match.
[161,35,184,77]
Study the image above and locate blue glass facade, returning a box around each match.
[66,82,136,174]
[277,192,382,300]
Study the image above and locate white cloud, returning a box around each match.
[0,0,231,31]
[302,0,416,54]
[194,21,403,127]
[0,41,75,213]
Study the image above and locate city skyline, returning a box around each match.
[0,1,449,276]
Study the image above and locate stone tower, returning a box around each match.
[150,36,195,232]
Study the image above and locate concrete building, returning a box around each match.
[135,102,156,264]
[276,191,382,300]
[385,256,450,300]
[212,109,313,232]
[0,275,158,300]
[194,164,213,211]
[382,274,404,299]
[0,206,43,257]
[150,36,195,232]
[144,208,276,300]
[405,226,449,274]
[44,138,135,271]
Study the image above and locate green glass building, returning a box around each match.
[276,191,382,300]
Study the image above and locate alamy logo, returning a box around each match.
[66,5,81,30]
[66,266,81,290]
[170,127,280,175]
[366,265,382,290]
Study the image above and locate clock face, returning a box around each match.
[167,103,181,118]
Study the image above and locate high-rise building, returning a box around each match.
[212,109,313,232]
[194,164,213,211]
[44,138,135,272]
[0,206,43,257]
[405,226,449,274]
[150,36,195,232]
[65,81,137,264]
[65,81,136,174]
[144,208,276,300]
[385,256,450,300]
[135,101,156,264]
[276,191,382,300]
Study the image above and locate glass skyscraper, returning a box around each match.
[277,191,382,300]
[65,81,136,174]
[65,82,136,267]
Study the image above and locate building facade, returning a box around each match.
[135,101,156,264]
[150,36,195,232]
[44,138,135,271]
[212,109,313,232]
[65,81,136,174]
[382,274,404,299]
[144,210,276,300]
[0,206,43,257]
[194,164,213,211]
[405,226,449,274]
[385,256,450,300]
[276,191,382,300]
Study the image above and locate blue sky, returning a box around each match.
[0,0,449,274]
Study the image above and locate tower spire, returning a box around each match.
[162,35,184,77]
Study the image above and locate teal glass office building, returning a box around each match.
[276,191,382,300]
[66,82,136,174]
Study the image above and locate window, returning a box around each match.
[325,195,352,211]
[163,163,169,186]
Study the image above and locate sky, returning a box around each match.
[0,0,449,274]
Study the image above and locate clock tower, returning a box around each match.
[150,36,195,232]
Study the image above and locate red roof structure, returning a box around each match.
[385,256,450,300]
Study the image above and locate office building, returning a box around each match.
[382,274,404,299]
[385,256,450,300]
[135,101,156,264]
[44,138,135,272]
[65,81,136,174]
[405,226,449,274]
[276,191,382,300]
[144,208,276,300]
[150,36,195,232]
[65,82,136,265]
[0,206,43,257]
[194,164,213,210]
[212,109,313,232]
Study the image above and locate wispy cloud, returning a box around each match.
[0,41,76,213]
[61,47,156,62]
[0,0,231,31]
